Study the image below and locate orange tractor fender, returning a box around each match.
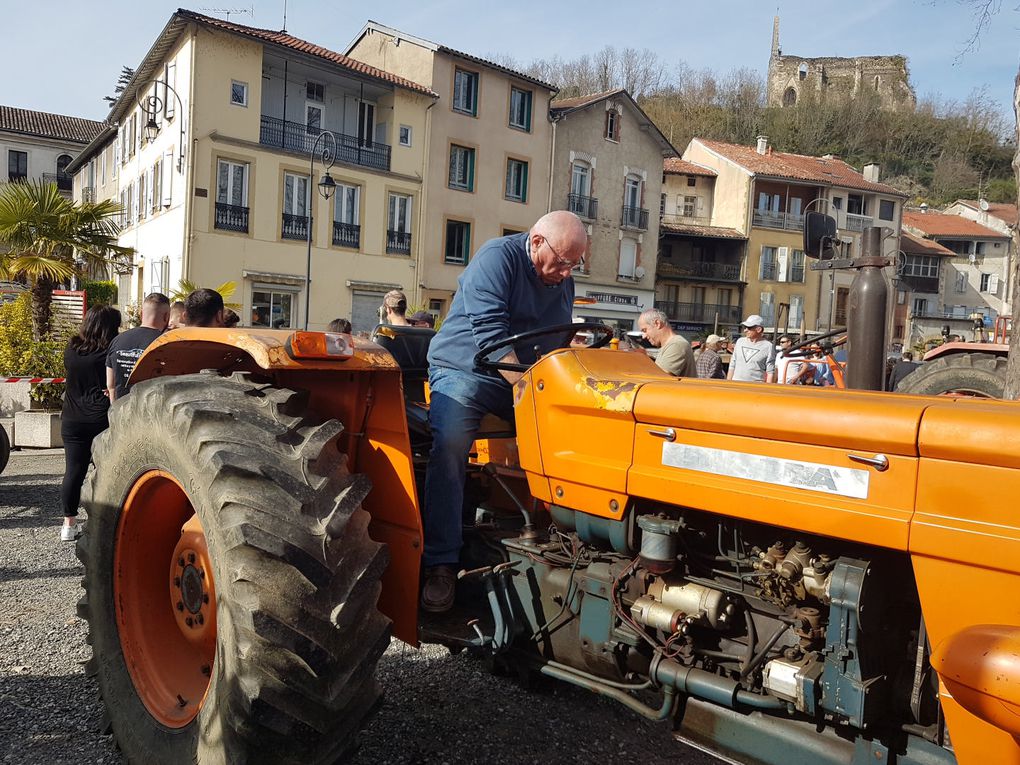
[921,341,1009,363]
[129,327,425,644]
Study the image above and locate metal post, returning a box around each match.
[846,226,889,391]
[304,131,337,330]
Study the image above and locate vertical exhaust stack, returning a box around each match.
[756,135,769,155]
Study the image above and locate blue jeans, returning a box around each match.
[423,367,514,567]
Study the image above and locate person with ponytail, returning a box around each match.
[60,305,121,541]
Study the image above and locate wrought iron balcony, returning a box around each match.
[759,262,778,281]
[387,230,411,255]
[333,221,360,248]
[657,260,741,281]
[621,206,649,231]
[215,202,249,233]
[259,116,391,172]
[282,213,310,241]
[752,210,805,231]
[42,172,73,192]
[567,193,598,220]
[655,300,742,324]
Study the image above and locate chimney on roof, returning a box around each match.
[863,163,880,183]
[919,202,929,214]
[756,135,769,155]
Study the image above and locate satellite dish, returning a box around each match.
[979,199,990,211]
[634,266,646,279]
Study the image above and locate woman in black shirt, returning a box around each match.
[60,305,121,541]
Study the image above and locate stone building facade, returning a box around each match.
[766,17,916,112]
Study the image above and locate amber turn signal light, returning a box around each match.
[285,331,354,360]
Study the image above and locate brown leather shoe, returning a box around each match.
[421,565,457,613]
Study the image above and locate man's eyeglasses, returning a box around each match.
[542,235,584,270]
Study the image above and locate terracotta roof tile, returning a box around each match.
[902,210,1007,239]
[663,158,716,177]
[900,231,955,257]
[436,46,557,92]
[177,10,438,97]
[957,199,1019,227]
[696,139,906,196]
[0,105,107,144]
[660,222,745,240]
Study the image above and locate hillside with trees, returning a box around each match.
[497,46,1016,205]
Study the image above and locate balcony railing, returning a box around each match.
[752,210,805,231]
[282,213,309,241]
[760,262,778,281]
[259,116,391,172]
[657,260,741,281]
[215,202,249,233]
[42,172,73,192]
[333,221,360,248]
[655,301,742,325]
[844,213,874,232]
[567,193,598,220]
[387,230,411,255]
[621,206,649,231]
[660,213,710,227]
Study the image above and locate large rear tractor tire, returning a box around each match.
[77,371,391,764]
[895,352,1008,397]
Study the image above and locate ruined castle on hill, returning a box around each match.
[766,17,916,112]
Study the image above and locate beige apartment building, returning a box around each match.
[548,90,676,333]
[659,158,747,337]
[346,22,556,318]
[74,9,438,332]
[680,137,906,339]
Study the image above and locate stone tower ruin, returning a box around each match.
[766,17,916,112]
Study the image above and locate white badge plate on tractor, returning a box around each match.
[661,442,870,500]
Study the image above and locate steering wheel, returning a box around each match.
[782,327,847,358]
[474,322,615,373]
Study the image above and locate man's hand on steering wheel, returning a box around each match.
[474,322,615,384]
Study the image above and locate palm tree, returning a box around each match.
[0,182,132,339]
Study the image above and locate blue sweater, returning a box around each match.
[427,233,575,376]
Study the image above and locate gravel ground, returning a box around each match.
[0,449,719,765]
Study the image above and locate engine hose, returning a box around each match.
[739,622,790,682]
[654,656,787,712]
[539,663,674,721]
[740,608,758,677]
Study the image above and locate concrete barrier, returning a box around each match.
[14,411,63,448]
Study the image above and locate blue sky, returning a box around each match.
[2,1,1017,125]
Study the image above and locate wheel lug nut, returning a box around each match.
[178,557,185,567]
[201,664,211,677]
[188,553,196,564]
[203,594,209,604]
[186,617,193,627]
[197,614,204,625]
[176,601,184,611]
[174,577,181,588]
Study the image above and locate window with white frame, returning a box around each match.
[571,161,591,197]
[306,82,323,102]
[505,158,528,203]
[618,238,637,278]
[217,160,248,208]
[231,81,248,107]
[605,110,620,141]
[980,273,995,293]
[283,172,309,217]
[789,250,806,283]
[912,297,928,316]
[901,255,939,278]
[334,183,359,225]
[306,102,323,135]
[165,62,177,119]
[399,125,412,147]
[954,271,967,293]
[682,195,696,217]
[388,193,412,233]
[137,172,147,220]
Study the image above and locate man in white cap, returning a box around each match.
[696,334,726,379]
[728,314,776,382]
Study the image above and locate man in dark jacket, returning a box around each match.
[105,293,169,400]
[420,210,587,612]
[888,351,920,391]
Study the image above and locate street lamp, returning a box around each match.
[136,79,186,172]
[304,130,338,330]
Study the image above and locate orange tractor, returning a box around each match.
[78,320,1020,765]
[896,316,1012,397]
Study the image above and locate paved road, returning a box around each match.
[0,448,719,764]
